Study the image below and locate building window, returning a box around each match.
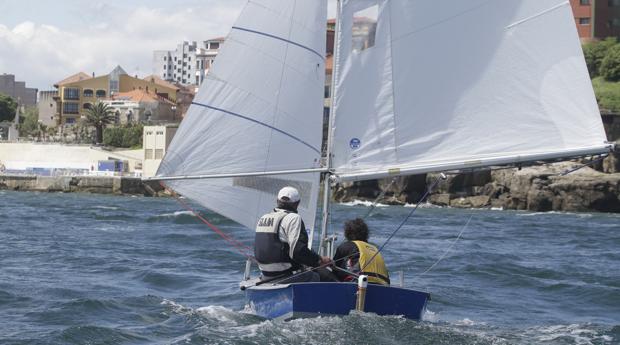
[64,88,80,100]
[164,56,167,61]
[610,0,620,6]
[83,89,94,97]
[145,149,153,160]
[163,65,167,70]
[352,4,378,52]
[579,17,591,25]
[96,90,106,98]
[580,0,590,5]
[63,102,79,114]
[155,149,164,159]
[65,117,76,124]
[83,103,92,110]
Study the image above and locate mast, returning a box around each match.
[316,0,342,257]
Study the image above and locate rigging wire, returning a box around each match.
[162,183,256,262]
[415,214,472,278]
[260,173,448,287]
[359,173,447,273]
[363,177,398,219]
[558,154,609,176]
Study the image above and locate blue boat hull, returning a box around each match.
[245,282,430,320]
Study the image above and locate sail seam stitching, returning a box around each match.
[191,101,321,155]
[231,26,325,61]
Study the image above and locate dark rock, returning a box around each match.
[429,194,451,206]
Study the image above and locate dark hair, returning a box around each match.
[344,218,369,242]
[277,199,299,212]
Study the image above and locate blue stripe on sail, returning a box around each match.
[191,102,322,155]
[231,26,325,61]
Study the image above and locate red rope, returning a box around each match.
[160,182,256,262]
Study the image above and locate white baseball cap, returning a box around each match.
[278,186,300,203]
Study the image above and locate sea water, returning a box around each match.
[1,190,618,345]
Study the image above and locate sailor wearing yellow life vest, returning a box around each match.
[333,218,390,285]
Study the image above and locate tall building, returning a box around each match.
[38,90,58,128]
[53,66,179,126]
[0,74,37,106]
[153,38,224,87]
[571,0,620,41]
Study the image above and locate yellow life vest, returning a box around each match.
[352,240,390,285]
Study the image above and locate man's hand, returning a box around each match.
[319,256,333,266]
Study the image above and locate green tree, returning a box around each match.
[601,44,620,82]
[103,126,124,147]
[0,93,17,122]
[85,102,116,144]
[583,37,618,78]
[19,107,39,137]
[103,123,143,148]
[122,123,143,148]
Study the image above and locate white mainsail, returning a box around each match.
[330,0,611,182]
[157,0,328,231]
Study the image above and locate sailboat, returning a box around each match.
[151,0,613,320]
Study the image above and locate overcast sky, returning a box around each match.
[0,0,336,91]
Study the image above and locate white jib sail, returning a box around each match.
[330,0,611,182]
[157,0,327,231]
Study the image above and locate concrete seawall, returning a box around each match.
[0,175,164,196]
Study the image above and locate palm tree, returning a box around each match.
[84,102,115,144]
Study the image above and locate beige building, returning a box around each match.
[142,125,178,178]
[38,90,58,127]
[101,89,177,125]
[53,66,180,126]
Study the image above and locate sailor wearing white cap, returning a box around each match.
[254,186,332,283]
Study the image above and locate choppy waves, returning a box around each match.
[1,190,618,345]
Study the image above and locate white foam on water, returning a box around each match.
[157,210,196,218]
[195,305,240,324]
[516,212,548,217]
[422,309,440,323]
[516,211,594,218]
[454,318,477,326]
[490,207,504,211]
[404,202,442,209]
[161,298,193,315]
[339,200,389,207]
[93,205,120,210]
[525,324,606,345]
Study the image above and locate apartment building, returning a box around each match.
[53,66,179,126]
[0,74,37,106]
[571,0,620,41]
[153,38,224,87]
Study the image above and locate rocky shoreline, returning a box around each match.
[2,155,619,213]
[0,175,164,196]
[333,153,620,213]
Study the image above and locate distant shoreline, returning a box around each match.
[0,174,166,197]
